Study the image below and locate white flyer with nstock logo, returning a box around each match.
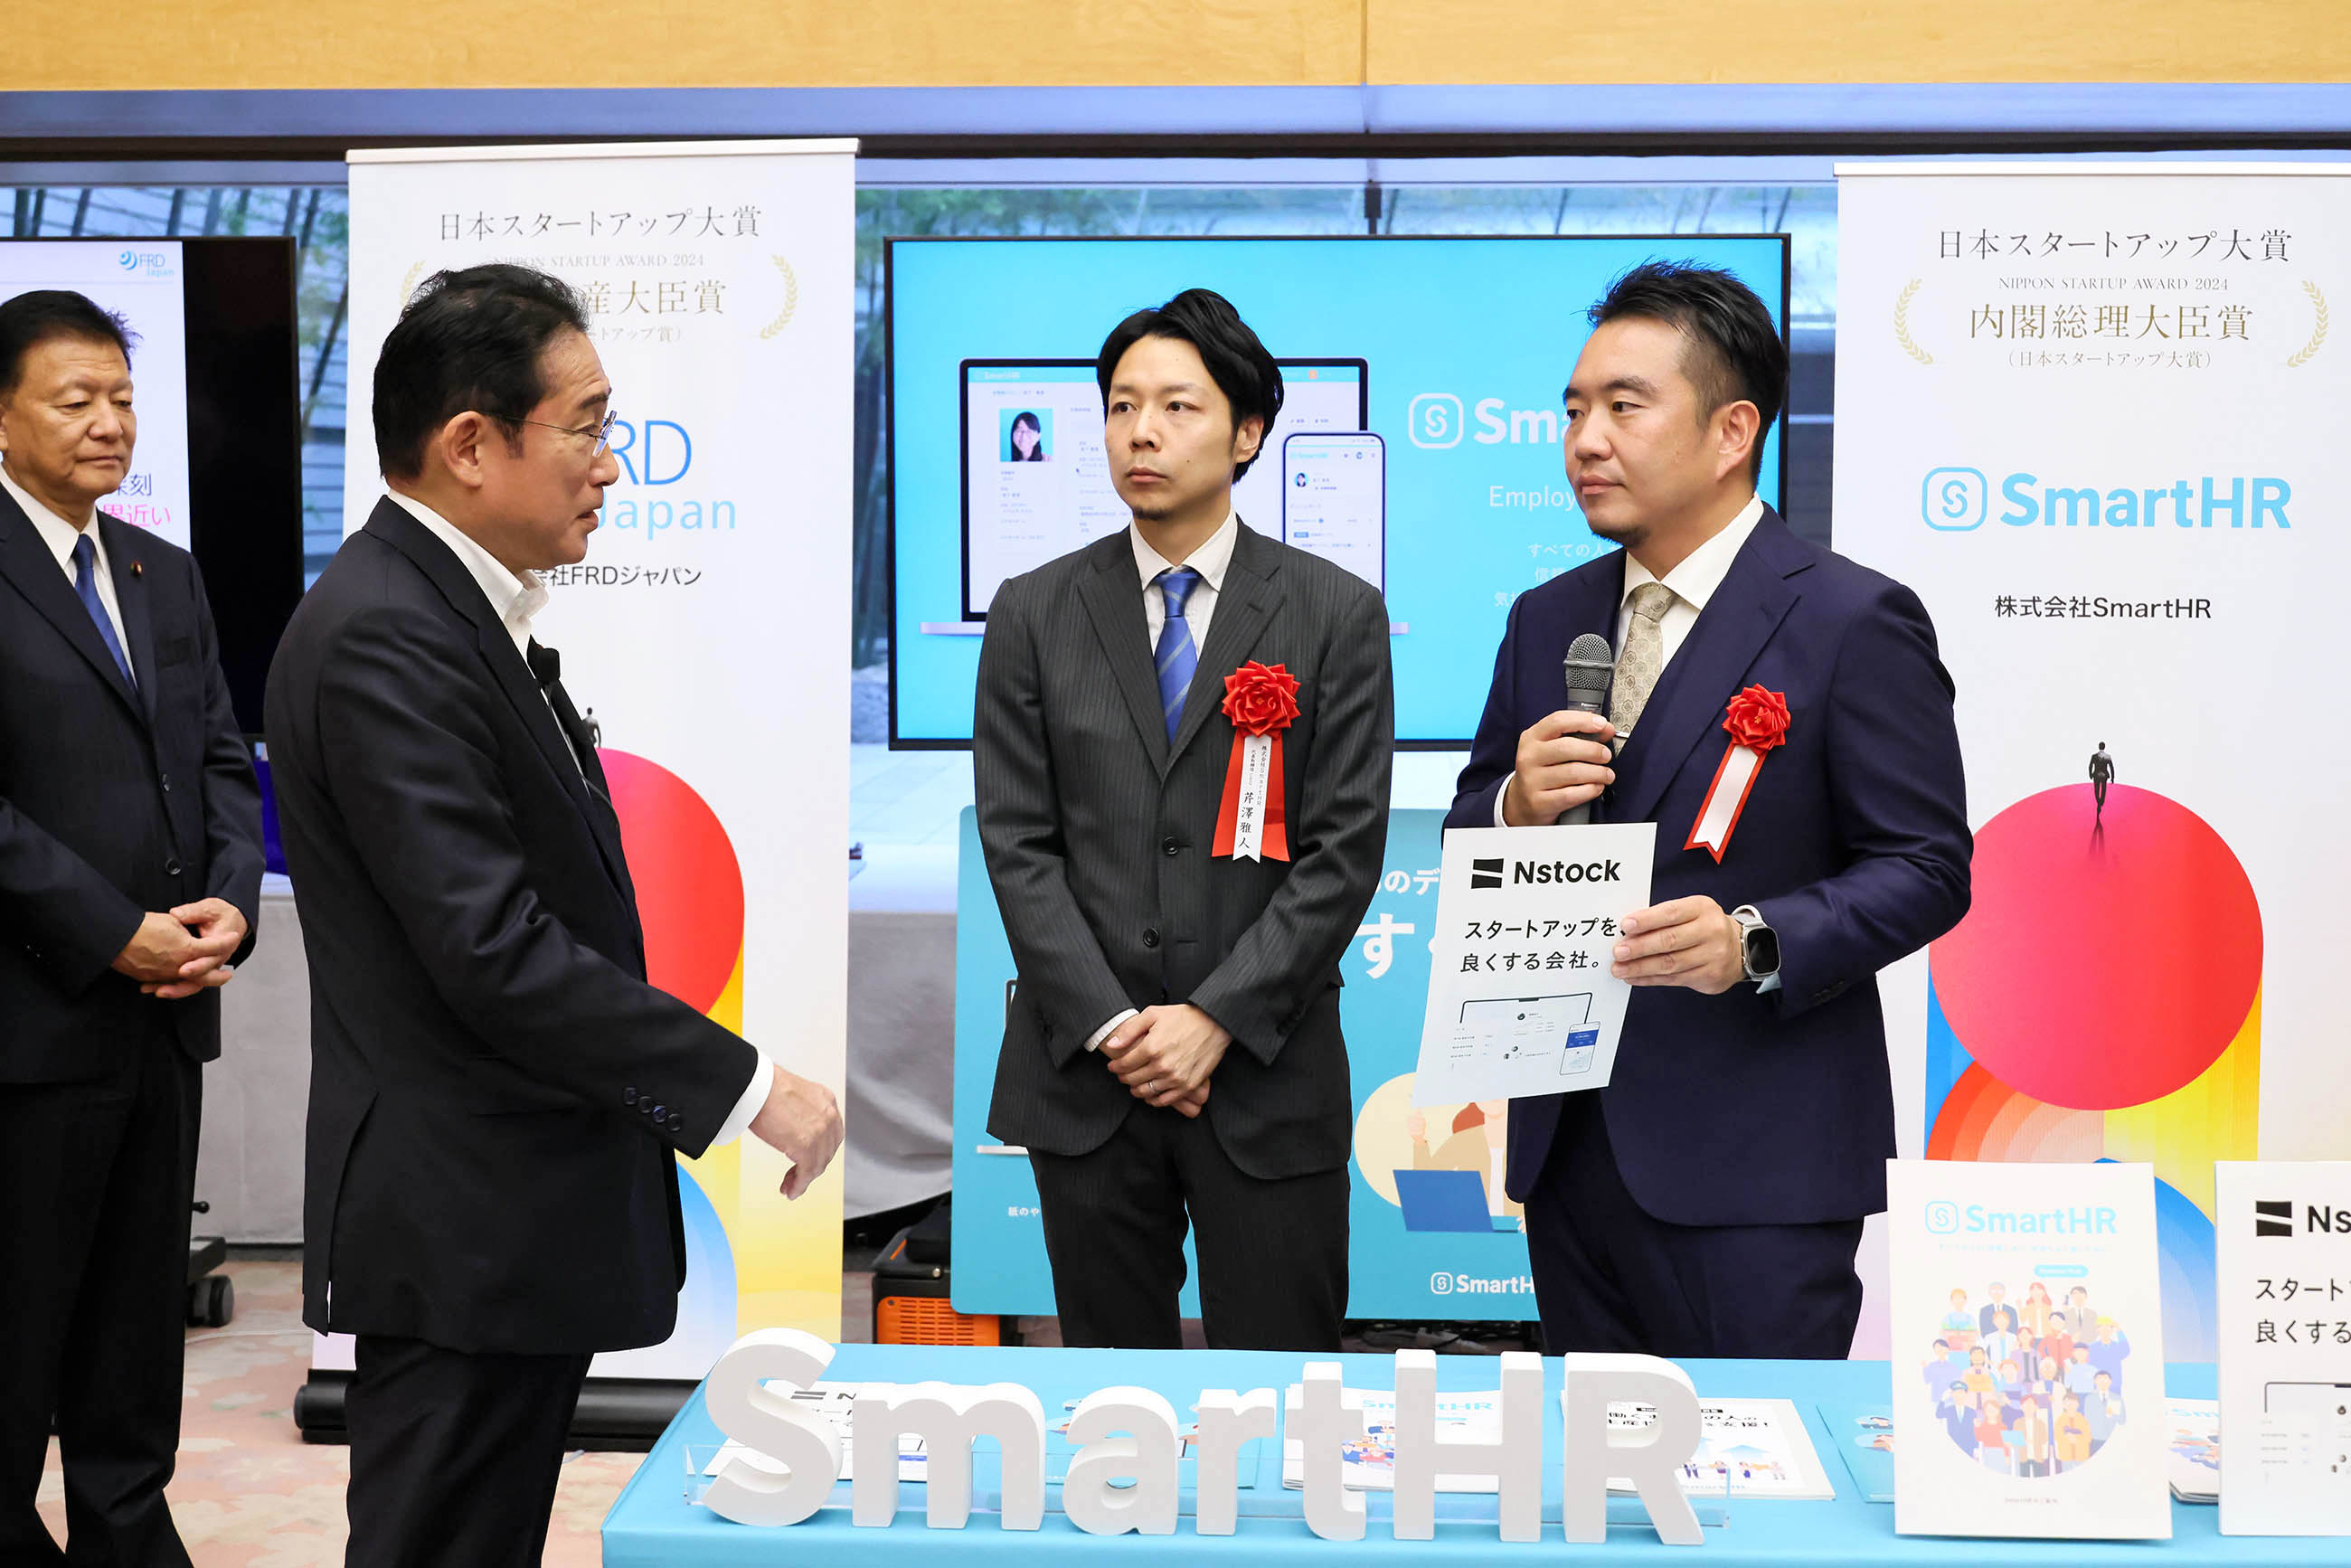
[2216,1161,2351,1536]
[1888,1158,2169,1540]
[1412,823,1653,1107]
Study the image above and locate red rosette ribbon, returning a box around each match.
[1685,686,1791,864]
[1723,685,1792,753]
[1213,662,1300,862]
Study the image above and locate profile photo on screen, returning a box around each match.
[1002,407,1049,462]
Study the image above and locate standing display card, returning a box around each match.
[1887,1159,2169,1540]
[1412,823,1654,1106]
[2215,1161,2351,1536]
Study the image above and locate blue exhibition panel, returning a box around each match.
[602,1347,2318,1565]
[951,808,1544,1322]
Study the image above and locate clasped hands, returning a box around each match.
[1506,707,1749,997]
[112,899,248,1000]
[1102,1004,1228,1118]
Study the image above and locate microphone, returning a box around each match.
[1555,632,1615,826]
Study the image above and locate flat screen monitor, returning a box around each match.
[888,233,1789,747]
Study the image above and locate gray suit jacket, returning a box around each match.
[977,522,1393,1180]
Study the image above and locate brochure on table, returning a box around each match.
[2215,1160,2351,1536]
[1887,1159,2170,1540]
[1413,823,1654,1106]
[1818,1403,1894,1504]
[1827,1397,2219,1507]
[1280,1388,1833,1501]
[2169,1399,2220,1504]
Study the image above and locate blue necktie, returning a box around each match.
[71,533,135,688]
[1153,566,1202,743]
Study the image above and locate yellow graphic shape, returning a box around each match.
[681,943,844,1338]
[2102,986,2261,1222]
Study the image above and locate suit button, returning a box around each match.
[165,857,182,876]
[653,1107,667,1125]
[1142,929,1159,949]
[624,1087,637,1105]
[160,773,173,792]
[640,1100,653,1114]
[1162,838,1180,856]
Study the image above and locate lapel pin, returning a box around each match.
[131,560,143,577]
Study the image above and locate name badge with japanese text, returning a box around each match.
[1412,823,1654,1107]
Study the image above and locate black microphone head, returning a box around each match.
[1563,632,1615,707]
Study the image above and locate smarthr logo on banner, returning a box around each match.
[1408,392,1572,449]
[1921,467,2293,532]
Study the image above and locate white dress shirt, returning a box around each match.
[1083,513,1241,1054]
[1495,494,1765,828]
[387,491,775,1145]
[2,464,132,666]
[1133,509,1238,653]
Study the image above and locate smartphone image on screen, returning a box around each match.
[1281,431,1385,594]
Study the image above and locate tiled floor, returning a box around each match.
[33,1260,879,1567]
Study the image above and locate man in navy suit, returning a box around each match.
[1447,262,1969,1358]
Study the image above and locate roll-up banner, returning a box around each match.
[330,139,854,1378]
[1836,164,2351,1361]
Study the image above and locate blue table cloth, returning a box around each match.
[601,1345,2324,1565]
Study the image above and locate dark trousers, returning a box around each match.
[344,1335,592,1568]
[1028,1103,1349,1351]
[1524,1092,1865,1359]
[0,1034,201,1568]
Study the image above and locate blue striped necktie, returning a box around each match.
[1153,566,1202,742]
[71,533,136,688]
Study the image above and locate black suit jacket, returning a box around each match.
[977,522,1393,1180]
[0,487,261,1081]
[264,498,760,1355]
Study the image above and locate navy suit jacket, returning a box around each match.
[1445,508,1970,1227]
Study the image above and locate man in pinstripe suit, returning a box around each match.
[975,290,1393,1351]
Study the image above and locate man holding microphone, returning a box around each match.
[1449,261,1970,1359]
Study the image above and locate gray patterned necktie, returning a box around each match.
[1609,581,1679,751]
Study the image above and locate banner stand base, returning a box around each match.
[292,1371,693,1452]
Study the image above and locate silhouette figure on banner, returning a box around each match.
[2088,743,2116,825]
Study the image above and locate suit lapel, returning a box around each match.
[0,487,143,719]
[1610,509,1805,828]
[533,647,638,910]
[1166,522,1284,770]
[99,513,160,724]
[365,500,632,898]
[1074,533,1171,771]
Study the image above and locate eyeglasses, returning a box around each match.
[516,409,618,458]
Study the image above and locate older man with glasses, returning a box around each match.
[265,264,841,1568]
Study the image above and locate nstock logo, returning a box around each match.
[2257,1200,2351,1238]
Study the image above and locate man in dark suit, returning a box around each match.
[0,290,263,1565]
[977,289,1393,1352]
[264,265,841,1567]
[1448,261,1970,1359]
